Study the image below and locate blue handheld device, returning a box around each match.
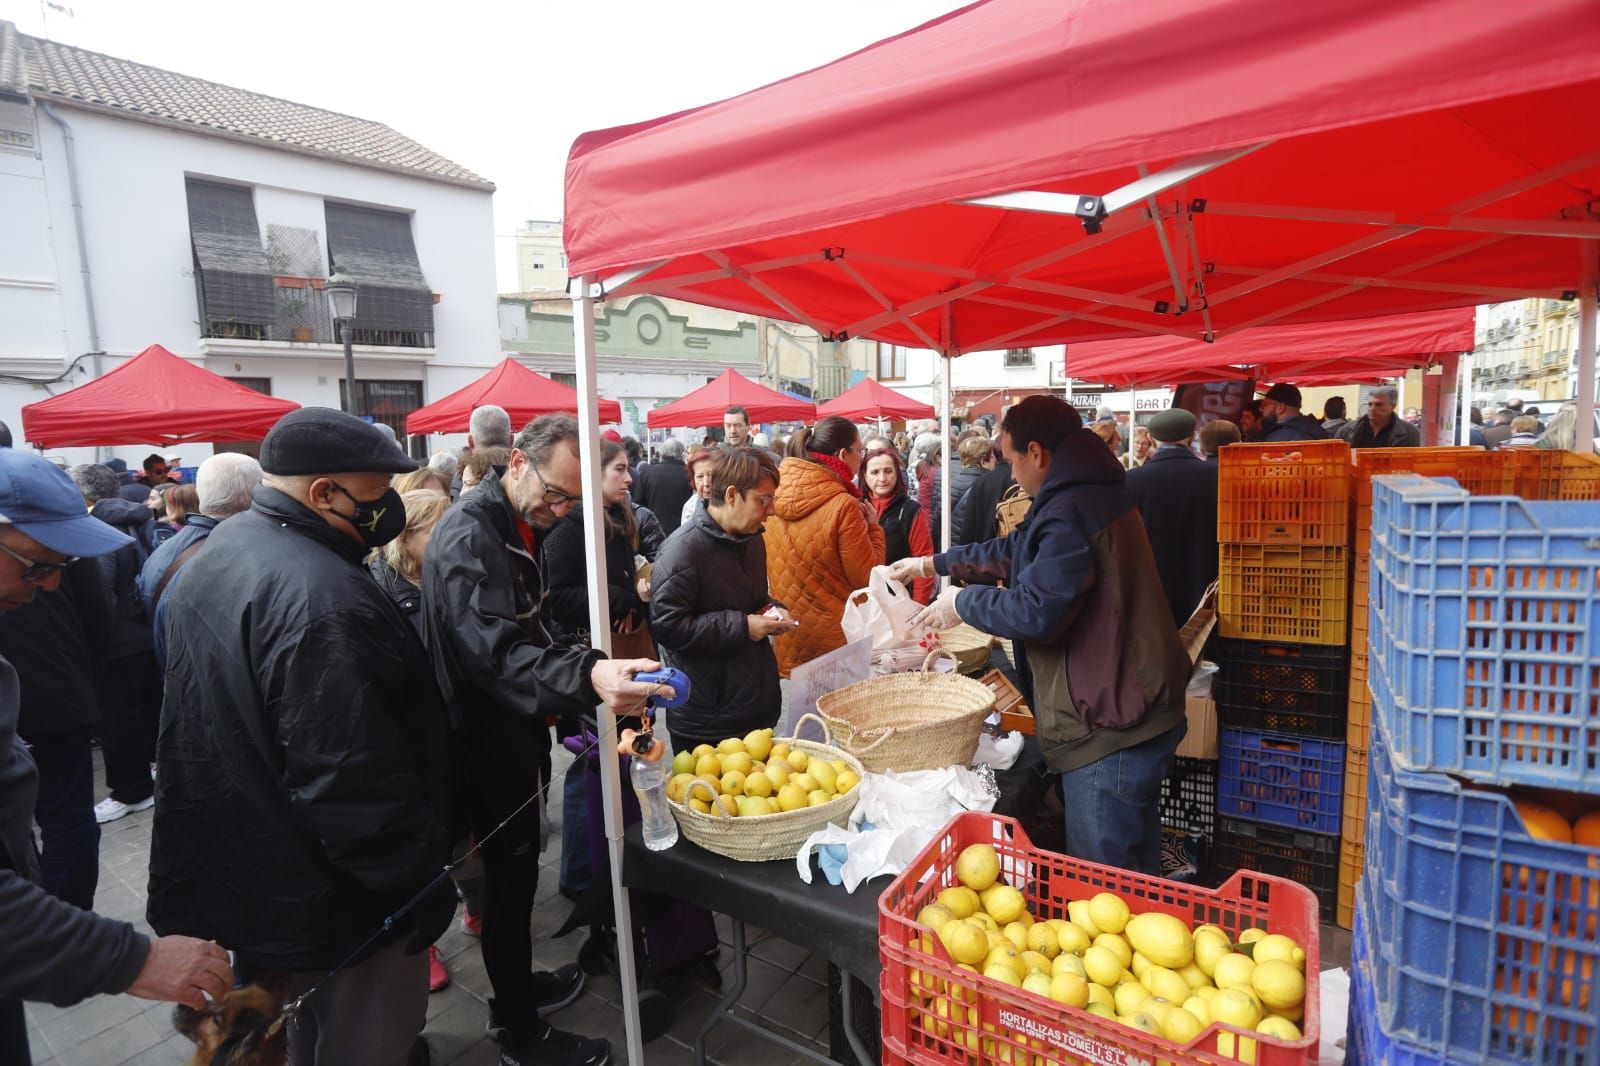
[633,667,690,709]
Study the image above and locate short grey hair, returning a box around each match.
[470,404,513,448]
[913,432,940,460]
[1369,387,1399,405]
[658,439,685,461]
[427,450,460,481]
[69,463,121,504]
[197,453,262,517]
[514,414,579,467]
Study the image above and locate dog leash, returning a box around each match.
[266,698,653,1034]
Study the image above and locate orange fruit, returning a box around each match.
[1573,811,1600,849]
[1513,799,1573,844]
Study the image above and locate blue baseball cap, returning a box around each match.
[0,451,133,558]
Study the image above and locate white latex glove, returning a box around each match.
[909,584,962,631]
[885,555,935,586]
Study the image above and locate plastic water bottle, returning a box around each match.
[632,744,679,851]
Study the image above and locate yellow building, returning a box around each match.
[1472,298,1578,403]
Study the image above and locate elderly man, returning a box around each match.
[889,396,1190,874]
[0,450,231,1065]
[1257,384,1330,443]
[423,414,671,1066]
[1337,386,1420,449]
[139,453,263,667]
[1199,419,1241,461]
[1125,408,1219,627]
[148,409,455,1066]
[633,438,694,537]
[470,404,514,451]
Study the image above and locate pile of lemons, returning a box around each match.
[665,729,860,818]
[909,843,1308,1061]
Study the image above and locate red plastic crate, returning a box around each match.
[879,812,1322,1066]
[1218,440,1352,546]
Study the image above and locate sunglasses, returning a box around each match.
[0,539,78,583]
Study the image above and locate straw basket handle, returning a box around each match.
[788,712,834,746]
[683,778,732,817]
[920,648,958,674]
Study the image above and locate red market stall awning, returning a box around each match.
[406,357,621,435]
[645,368,815,428]
[1064,307,1477,388]
[816,377,936,422]
[566,0,1599,353]
[22,344,299,448]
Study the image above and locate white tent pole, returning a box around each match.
[940,352,953,555]
[572,273,646,1065]
[1577,246,1598,456]
[1458,349,1473,446]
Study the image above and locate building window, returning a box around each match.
[532,256,546,271]
[325,203,435,348]
[549,372,577,388]
[876,344,907,382]
[213,378,275,459]
[1004,347,1035,368]
[186,178,275,341]
[339,379,425,455]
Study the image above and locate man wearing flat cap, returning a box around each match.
[148,408,456,1066]
[1256,383,1330,443]
[1125,409,1220,627]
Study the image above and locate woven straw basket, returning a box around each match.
[938,623,996,675]
[666,714,866,862]
[815,650,996,773]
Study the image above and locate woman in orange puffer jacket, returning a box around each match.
[766,416,886,677]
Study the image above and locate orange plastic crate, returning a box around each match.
[1352,551,1370,609]
[1219,544,1348,646]
[879,812,1321,1066]
[1336,834,1362,932]
[1509,449,1600,500]
[1351,446,1510,504]
[1342,741,1368,847]
[1218,440,1352,546]
[1347,655,1372,752]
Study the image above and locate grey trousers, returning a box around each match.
[285,936,428,1066]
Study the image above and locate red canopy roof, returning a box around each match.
[645,368,815,428]
[22,344,299,448]
[406,357,622,434]
[816,377,936,421]
[1065,307,1477,388]
[566,0,1600,352]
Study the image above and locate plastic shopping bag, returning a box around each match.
[840,567,941,674]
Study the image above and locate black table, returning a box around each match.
[623,822,882,1064]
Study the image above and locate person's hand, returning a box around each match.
[747,613,798,641]
[886,556,935,585]
[126,935,233,1010]
[857,497,877,525]
[636,576,652,603]
[591,658,674,715]
[909,585,962,631]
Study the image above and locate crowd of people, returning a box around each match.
[0,375,1586,1066]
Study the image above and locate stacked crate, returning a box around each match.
[1211,441,1352,921]
[1356,472,1600,1063]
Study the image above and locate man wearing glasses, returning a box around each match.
[140,454,176,487]
[422,413,672,1066]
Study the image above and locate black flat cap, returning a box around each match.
[260,408,418,476]
[1148,408,1197,442]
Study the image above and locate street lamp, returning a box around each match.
[326,270,359,416]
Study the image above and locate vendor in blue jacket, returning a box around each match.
[888,395,1190,874]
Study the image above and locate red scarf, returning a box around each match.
[813,453,862,498]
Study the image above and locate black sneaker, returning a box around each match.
[498,1023,611,1066]
[485,964,587,1039]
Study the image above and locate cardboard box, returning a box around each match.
[1177,696,1217,759]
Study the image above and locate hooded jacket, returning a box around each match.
[650,505,783,742]
[88,496,158,658]
[633,458,694,538]
[543,501,644,646]
[147,487,455,972]
[1260,413,1331,444]
[765,457,886,677]
[421,467,602,824]
[937,429,1189,773]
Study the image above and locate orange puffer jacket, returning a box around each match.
[766,457,886,677]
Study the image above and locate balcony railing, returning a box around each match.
[200,277,434,348]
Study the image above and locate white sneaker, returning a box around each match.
[94,796,154,823]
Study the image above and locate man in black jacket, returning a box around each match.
[0,449,231,1065]
[423,414,671,1066]
[650,447,794,753]
[148,409,455,1066]
[955,457,1013,546]
[632,438,693,537]
[1257,383,1331,443]
[1125,409,1219,627]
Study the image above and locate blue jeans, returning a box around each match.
[1060,722,1185,875]
[29,727,100,910]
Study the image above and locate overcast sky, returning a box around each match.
[12,0,971,290]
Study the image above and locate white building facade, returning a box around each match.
[0,22,500,465]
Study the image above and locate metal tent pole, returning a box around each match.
[1458,349,1473,446]
[571,273,646,1064]
[939,353,953,554]
[1577,248,1598,456]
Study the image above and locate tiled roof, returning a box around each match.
[0,21,493,190]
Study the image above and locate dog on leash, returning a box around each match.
[172,978,288,1066]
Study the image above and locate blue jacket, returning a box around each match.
[936,428,1189,771]
[139,514,219,669]
[1260,413,1330,443]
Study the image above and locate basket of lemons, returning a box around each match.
[664,714,866,862]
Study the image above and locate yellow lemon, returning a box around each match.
[1179,963,1212,990]
[807,789,829,806]
[1250,933,1306,972]
[791,772,816,793]
[809,760,837,794]
[1143,965,1191,1005]
[1086,983,1114,1009]
[1084,1000,1116,1019]
[983,962,1022,987]
[1257,1015,1303,1041]
[1019,950,1053,976]
[942,920,990,966]
[742,729,773,762]
[768,741,791,762]
[1087,892,1131,935]
[984,885,1027,925]
[1219,1033,1258,1066]
[670,749,696,775]
[764,762,790,788]
[1250,960,1306,1013]
[1182,995,1212,1026]
[1195,932,1232,978]
[1131,951,1154,979]
[984,943,1022,975]
[1054,921,1090,956]
[1003,922,1029,952]
[666,773,695,803]
[775,783,808,812]
[721,752,753,776]
[1022,972,1053,999]
[835,770,861,793]
[1211,987,1264,1029]
[1082,944,1124,987]
[1052,952,1087,980]
[1123,1011,1161,1036]
[1126,912,1194,970]
[719,770,747,796]
[785,749,809,772]
[917,903,955,935]
[938,885,980,920]
[1066,900,1102,939]
[1213,952,1256,992]
[1093,933,1132,969]
[1025,922,1059,958]
[694,754,722,778]
[1162,1006,1205,1045]
[1112,979,1150,1017]
[742,772,773,799]
[716,737,746,755]
[1049,972,1089,1008]
[1237,928,1266,945]
[691,743,715,758]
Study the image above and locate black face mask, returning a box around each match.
[329,483,407,548]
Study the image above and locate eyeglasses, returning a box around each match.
[530,465,580,508]
[752,493,776,508]
[0,539,78,583]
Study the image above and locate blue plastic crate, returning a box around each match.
[1369,473,1600,794]
[1349,898,1460,1066]
[1217,728,1344,834]
[1363,720,1600,1064]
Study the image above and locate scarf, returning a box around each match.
[812,453,862,498]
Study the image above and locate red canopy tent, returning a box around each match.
[816,377,936,421]
[645,368,815,428]
[406,357,622,435]
[22,344,299,448]
[1065,307,1477,388]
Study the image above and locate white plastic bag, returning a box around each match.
[840,566,923,653]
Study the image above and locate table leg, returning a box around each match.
[693,919,846,1066]
[837,971,876,1066]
